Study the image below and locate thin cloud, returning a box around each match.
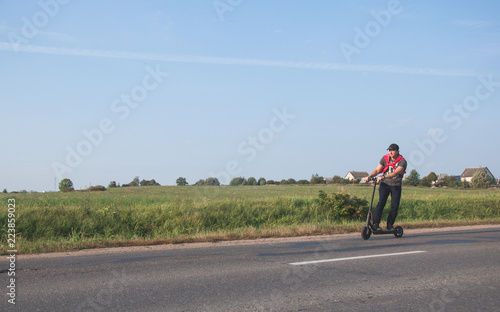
[0,42,482,77]
[453,19,493,30]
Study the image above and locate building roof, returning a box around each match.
[460,167,489,178]
[346,171,369,179]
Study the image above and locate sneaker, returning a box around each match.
[387,224,394,231]
[373,224,382,231]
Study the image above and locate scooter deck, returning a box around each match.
[372,229,396,234]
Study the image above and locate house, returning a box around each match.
[460,167,494,182]
[344,171,369,183]
[437,174,449,180]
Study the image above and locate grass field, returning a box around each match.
[1,184,499,254]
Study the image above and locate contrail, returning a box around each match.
[0,41,481,77]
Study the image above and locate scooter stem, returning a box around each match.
[370,180,377,209]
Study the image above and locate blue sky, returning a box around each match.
[1,0,499,191]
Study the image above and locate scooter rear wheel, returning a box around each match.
[394,226,404,238]
[361,226,372,240]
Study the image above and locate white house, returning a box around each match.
[344,171,369,183]
[460,167,494,182]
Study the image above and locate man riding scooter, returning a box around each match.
[365,144,407,232]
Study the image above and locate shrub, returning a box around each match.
[471,171,494,188]
[317,190,368,220]
[88,185,106,192]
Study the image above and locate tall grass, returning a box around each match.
[1,185,499,254]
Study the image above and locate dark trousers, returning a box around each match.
[373,182,402,226]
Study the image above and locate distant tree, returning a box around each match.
[330,175,344,184]
[404,169,420,186]
[310,174,326,184]
[204,177,220,186]
[258,177,266,186]
[127,176,140,187]
[428,172,438,182]
[230,177,247,186]
[2,188,7,193]
[149,179,161,186]
[297,179,310,185]
[471,171,493,188]
[266,180,277,185]
[420,172,437,187]
[108,181,117,188]
[247,177,257,185]
[176,177,188,186]
[419,177,432,187]
[193,179,206,186]
[59,178,74,192]
[140,179,161,186]
[287,178,297,185]
[436,176,462,188]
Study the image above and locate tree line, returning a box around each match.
[56,170,497,192]
[403,169,497,188]
[178,174,351,187]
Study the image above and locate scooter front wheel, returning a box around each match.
[361,226,372,240]
[394,226,404,238]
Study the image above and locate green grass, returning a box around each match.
[1,185,499,254]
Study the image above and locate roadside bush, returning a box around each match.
[316,190,368,220]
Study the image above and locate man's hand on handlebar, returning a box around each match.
[365,176,384,183]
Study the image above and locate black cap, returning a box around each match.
[387,143,399,151]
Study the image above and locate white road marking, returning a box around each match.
[288,250,427,266]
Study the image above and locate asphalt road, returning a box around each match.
[2,225,499,311]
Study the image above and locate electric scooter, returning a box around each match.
[361,177,403,240]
